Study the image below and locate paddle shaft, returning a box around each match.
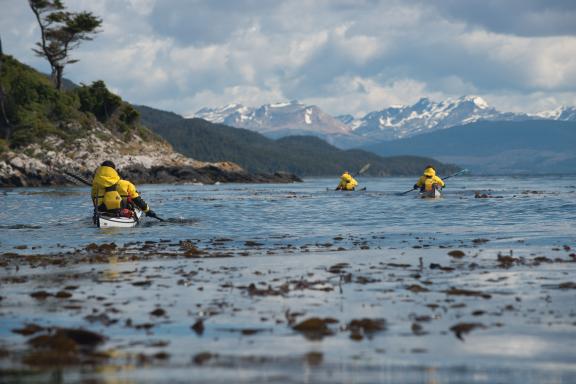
[63,171,91,186]
[441,168,468,181]
[397,187,417,196]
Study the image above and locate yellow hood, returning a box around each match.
[423,167,436,177]
[93,166,120,187]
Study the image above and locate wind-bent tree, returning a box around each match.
[28,0,102,90]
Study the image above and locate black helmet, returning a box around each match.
[101,160,116,169]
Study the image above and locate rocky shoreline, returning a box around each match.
[0,132,301,187]
[121,165,301,185]
[0,158,301,187]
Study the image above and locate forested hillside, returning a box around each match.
[137,105,460,176]
[362,120,576,174]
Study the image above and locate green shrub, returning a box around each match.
[76,80,122,122]
[0,138,8,153]
[119,104,139,125]
[0,55,157,149]
[0,55,82,147]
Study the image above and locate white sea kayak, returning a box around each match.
[420,188,442,199]
[95,208,144,228]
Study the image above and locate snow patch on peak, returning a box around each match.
[532,106,576,120]
[193,104,245,123]
[456,95,489,109]
[270,102,293,108]
[471,96,489,109]
[533,107,562,119]
[304,108,313,124]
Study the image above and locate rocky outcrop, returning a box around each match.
[0,150,301,187]
[0,126,301,187]
[122,165,302,185]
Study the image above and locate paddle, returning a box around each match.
[62,170,91,186]
[396,187,418,196]
[396,168,469,196]
[442,168,468,181]
[146,211,165,222]
[354,163,371,177]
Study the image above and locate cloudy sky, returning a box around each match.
[2,0,576,116]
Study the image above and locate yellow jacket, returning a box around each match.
[91,166,147,211]
[415,167,445,192]
[337,172,358,191]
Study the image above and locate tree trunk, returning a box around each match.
[55,65,63,91]
[0,34,11,139]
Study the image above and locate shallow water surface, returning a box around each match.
[0,176,575,383]
[1,176,575,253]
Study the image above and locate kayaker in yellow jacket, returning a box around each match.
[414,165,445,192]
[91,161,155,217]
[336,171,358,191]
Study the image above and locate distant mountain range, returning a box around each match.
[194,100,366,148]
[362,120,576,174]
[137,105,459,177]
[193,96,576,149]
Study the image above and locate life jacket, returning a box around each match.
[102,183,123,210]
[424,176,437,192]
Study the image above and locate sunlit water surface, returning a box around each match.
[1,176,575,253]
[1,176,575,384]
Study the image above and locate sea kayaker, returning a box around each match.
[336,171,358,191]
[91,160,156,218]
[414,165,445,193]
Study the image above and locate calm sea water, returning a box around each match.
[1,176,575,253]
[1,175,576,383]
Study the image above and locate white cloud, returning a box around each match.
[458,30,576,90]
[303,76,445,116]
[1,0,575,117]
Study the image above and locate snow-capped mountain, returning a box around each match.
[532,106,576,121]
[193,96,575,148]
[348,96,533,141]
[194,100,351,138]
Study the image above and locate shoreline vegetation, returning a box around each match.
[0,55,302,187]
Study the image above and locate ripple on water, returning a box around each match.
[0,176,574,253]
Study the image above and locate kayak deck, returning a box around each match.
[95,209,144,228]
[419,188,442,199]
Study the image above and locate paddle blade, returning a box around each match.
[147,212,165,222]
[357,163,371,175]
